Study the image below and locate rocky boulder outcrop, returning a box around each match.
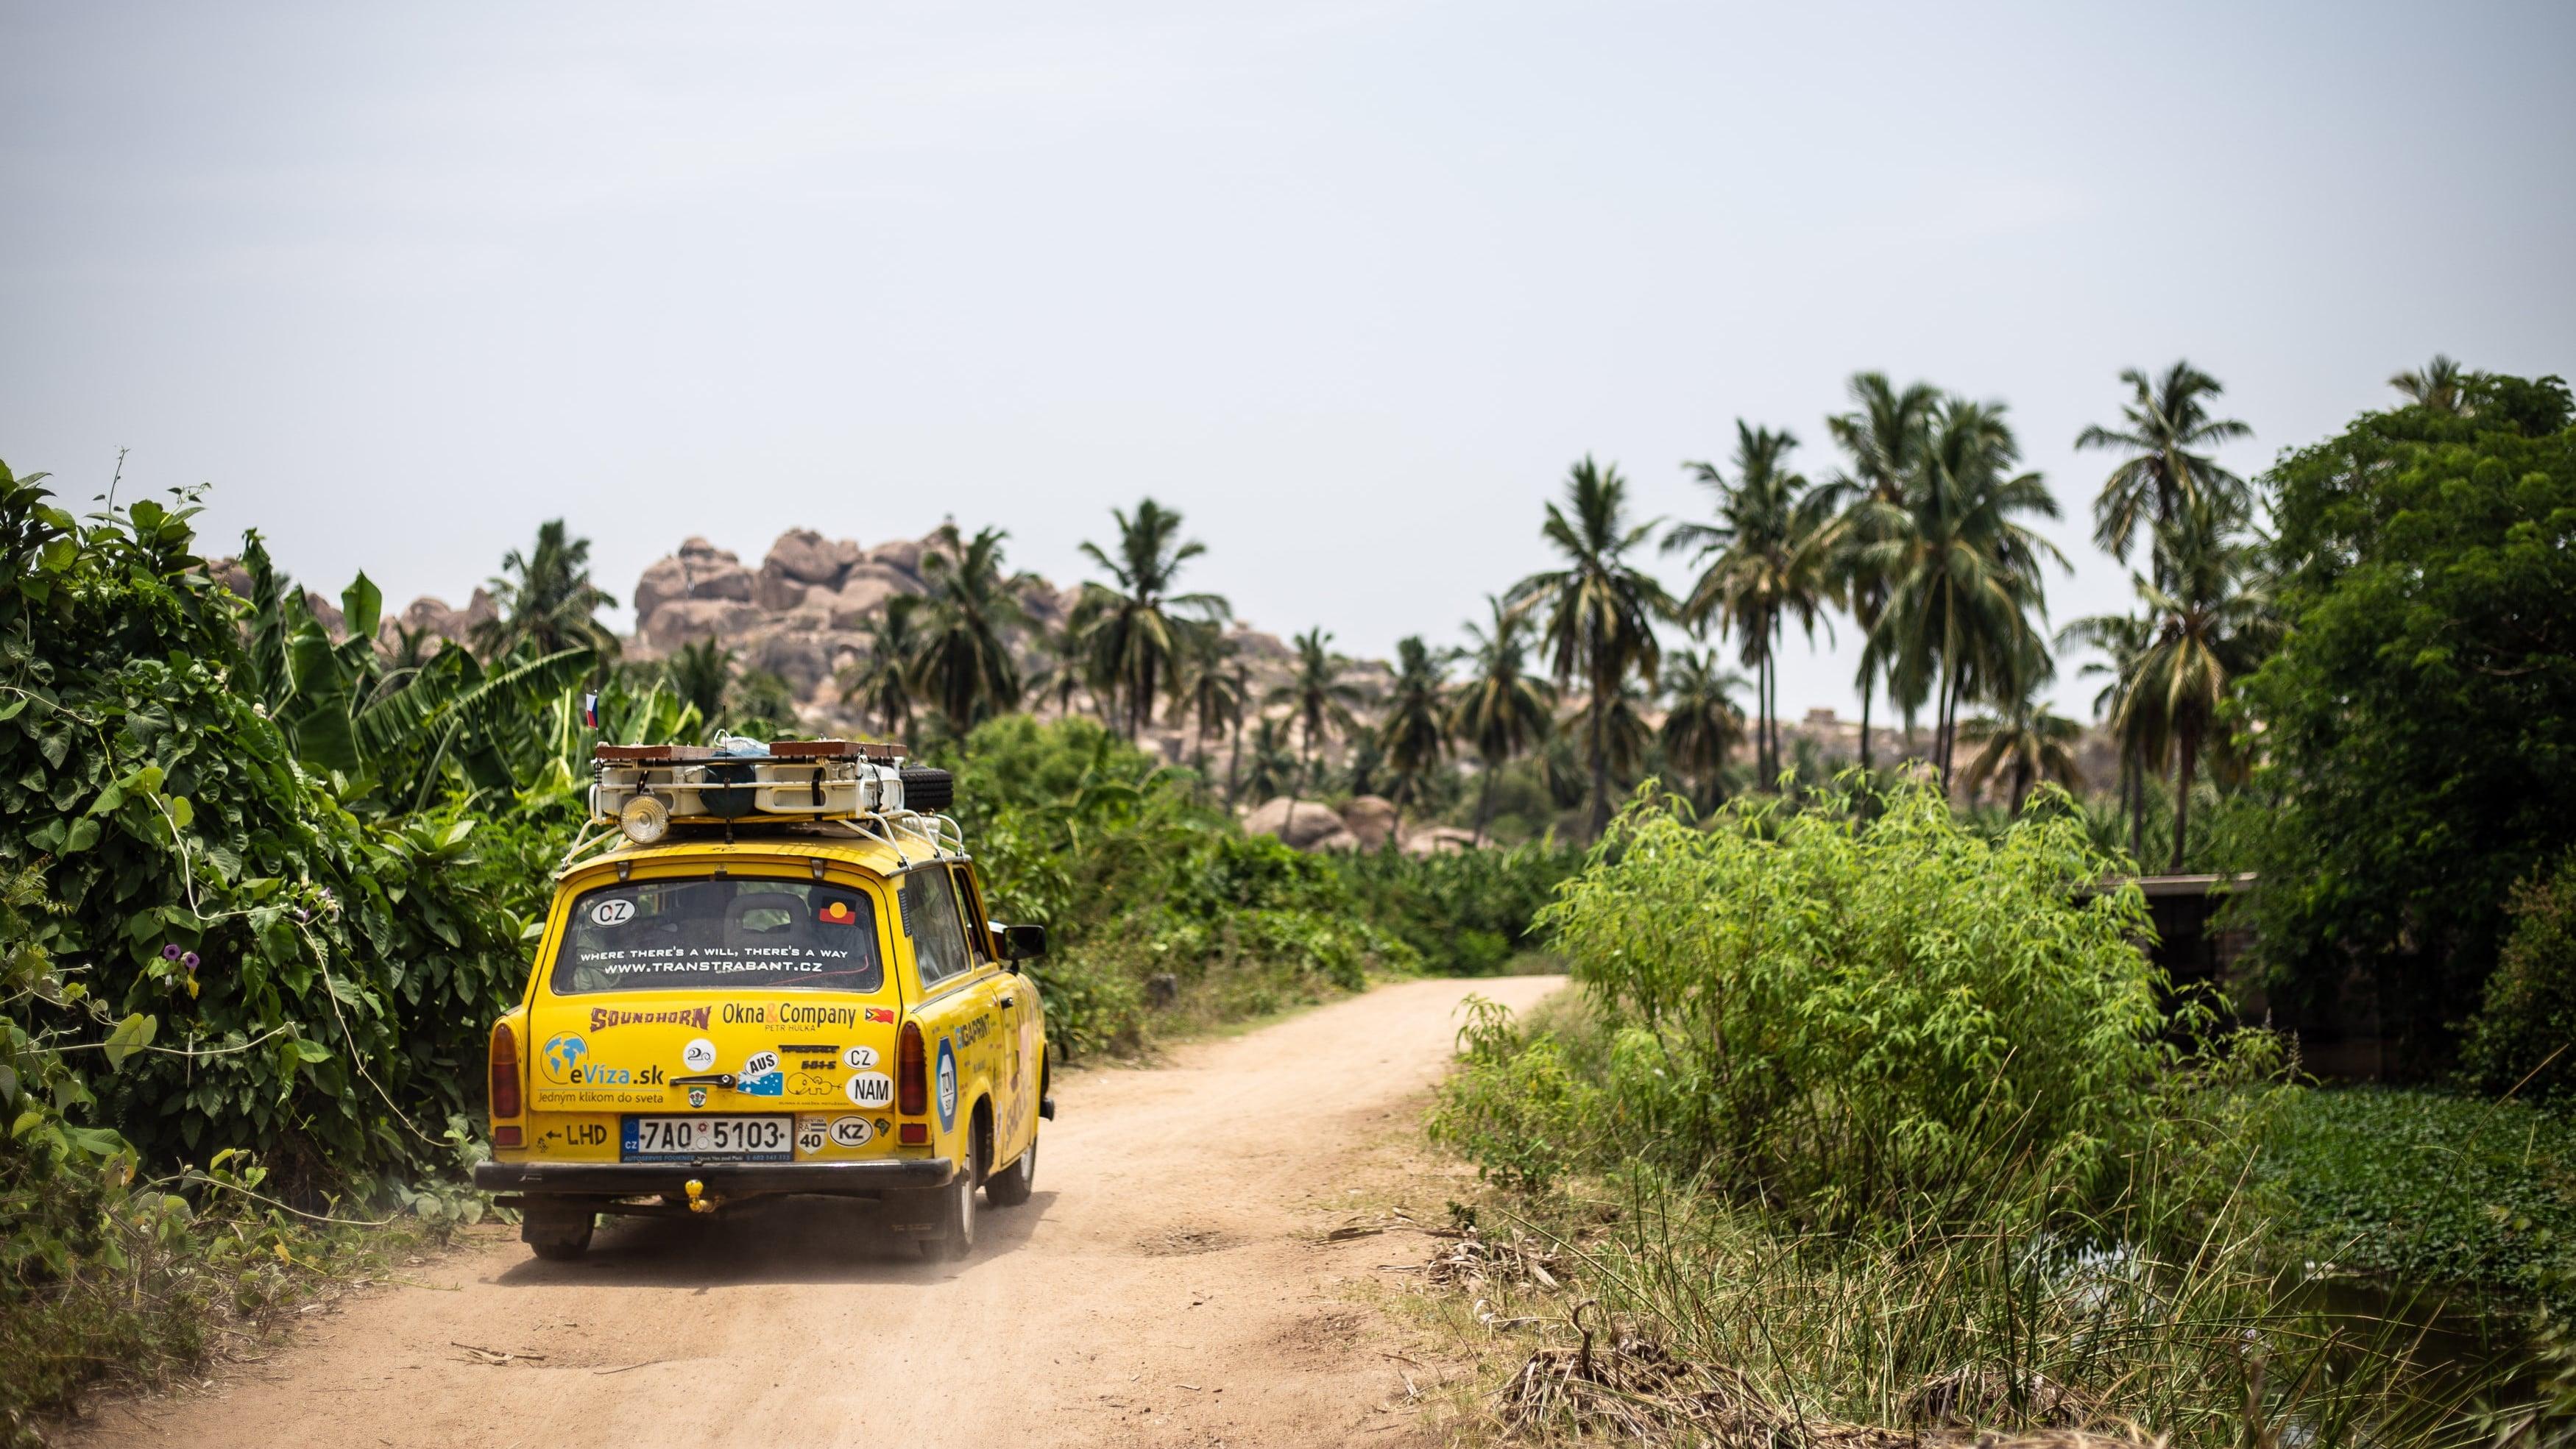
[1243,796,1350,851]
[1340,795,1399,850]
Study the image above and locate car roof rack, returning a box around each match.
[558,734,964,876]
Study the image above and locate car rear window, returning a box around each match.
[549,878,885,996]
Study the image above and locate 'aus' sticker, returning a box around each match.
[740,1050,780,1077]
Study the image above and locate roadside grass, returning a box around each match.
[1390,1158,2511,1448]
[4,1181,462,1448]
[2257,1085,2576,1315]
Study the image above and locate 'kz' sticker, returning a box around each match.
[846,1071,894,1108]
[829,1116,873,1147]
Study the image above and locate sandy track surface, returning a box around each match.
[77,974,1563,1449]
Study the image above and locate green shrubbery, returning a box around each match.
[930,715,1419,1055]
[2462,852,2576,1100]
[1436,780,2257,1225]
[1328,838,1580,975]
[1410,782,2502,1445]
[0,468,556,1194]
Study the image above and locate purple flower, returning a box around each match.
[161,943,183,961]
[182,952,200,970]
[294,908,311,922]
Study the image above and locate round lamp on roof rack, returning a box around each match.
[619,793,670,846]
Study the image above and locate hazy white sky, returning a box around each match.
[5,1,2571,718]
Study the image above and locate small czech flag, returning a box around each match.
[580,692,600,729]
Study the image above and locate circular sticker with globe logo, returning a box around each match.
[542,1032,588,1084]
[935,1037,958,1131]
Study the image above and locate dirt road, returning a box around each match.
[79,974,1562,1449]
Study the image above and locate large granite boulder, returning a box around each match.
[825,574,916,630]
[867,539,925,575]
[1340,795,1398,851]
[1243,796,1347,850]
[643,598,764,651]
[764,528,860,587]
[634,538,755,622]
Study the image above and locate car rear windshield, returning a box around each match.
[548,878,885,996]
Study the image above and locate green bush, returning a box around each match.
[1437,780,2224,1225]
[0,467,553,1192]
[2461,852,2576,1099]
[1330,838,1581,975]
[930,716,1417,1055]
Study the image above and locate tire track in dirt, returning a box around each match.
[74,974,1564,1449]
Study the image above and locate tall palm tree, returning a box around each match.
[1175,626,1245,798]
[1026,620,1087,720]
[1957,643,2084,812]
[1240,715,1298,804]
[2059,610,2159,859]
[1224,659,1252,807]
[1075,498,1231,740]
[1666,423,1832,790]
[1266,628,1364,840]
[1448,595,1556,846]
[1657,648,1748,812]
[2076,361,2252,570]
[1507,457,1677,835]
[2120,509,2275,870]
[1857,399,2067,784]
[473,519,620,661]
[1379,636,1452,835]
[1816,373,1937,773]
[837,595,922,741]
[910,523,1029,730]
[2390,354,2480,414]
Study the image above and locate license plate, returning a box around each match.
[621,1116,793,1162]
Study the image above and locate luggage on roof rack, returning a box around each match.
[585,736,950,831]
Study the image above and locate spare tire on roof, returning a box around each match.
[899,767,954,814]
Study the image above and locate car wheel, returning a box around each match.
[985,1136,1036,1208]
[919,1138,977,1261]
[522,1199,595,1261]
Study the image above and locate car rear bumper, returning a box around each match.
[474,1158,955,1197]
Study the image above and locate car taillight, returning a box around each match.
[489,1020,522,1122]
[897,1021,926,1116]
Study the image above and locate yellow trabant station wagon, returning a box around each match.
[473,738,1050,1261]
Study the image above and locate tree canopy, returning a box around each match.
[2237,371,2576,1055]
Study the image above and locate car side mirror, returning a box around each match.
[999,923,1047,963]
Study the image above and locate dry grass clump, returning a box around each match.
[1496,1299,2154,1448]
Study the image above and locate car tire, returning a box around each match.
[522,1200,595,1261]
[985,1136,1036,1207]
[918,1138,977,1261]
